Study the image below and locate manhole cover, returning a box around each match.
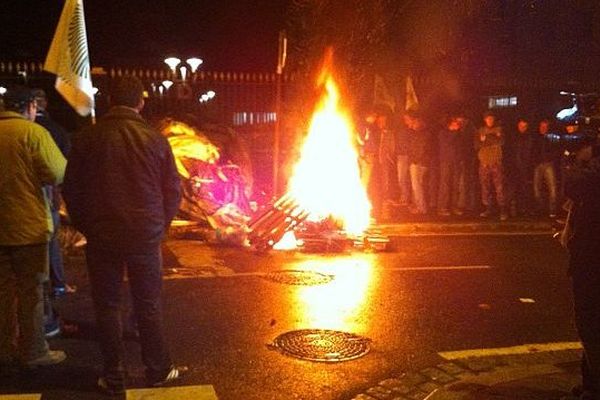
[263,270,334,286]
[269,329,371,362]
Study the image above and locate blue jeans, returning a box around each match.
[49,208,65,290]
[533,161,557,214]
[396,155,411,205]
[85,244,172,383]
[409,163,428,213]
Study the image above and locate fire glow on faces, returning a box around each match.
[287,57,371,235]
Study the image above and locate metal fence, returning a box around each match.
[0,60,299,194]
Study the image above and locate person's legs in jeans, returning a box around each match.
[396,154,410,205]
[85,247,127,386]
[491,163,505,210]
[437,162,452,213]
[454,162,467,212]
[410,163,428,213]
[49,209,66,293]
[533,163,544,213]
[0,246,18,362]
[479,164,492,212]
[543,162,558,215]
[125,248,173,382]
[11,244,50,362]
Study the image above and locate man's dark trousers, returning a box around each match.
[85,244,172,384]
[571,252,600,396]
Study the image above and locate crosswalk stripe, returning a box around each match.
[126,385,218,399]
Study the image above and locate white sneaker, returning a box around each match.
[25,350,66,367]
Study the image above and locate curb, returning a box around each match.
[350,348,582,400]
[373,221,555,238]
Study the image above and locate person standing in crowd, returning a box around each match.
[456,114,478,213]
[406,111,432,215]
[437,115,466,216]
[475,111,507,220]
[511,117,534,216]
[32,89,76,340]
[357,109,379,199]
[396,112,411,207]
[63,76,185,395]
[532,119,560,218]
[562,142,600,400]
[374,106,396,218]
[0,86,67,368]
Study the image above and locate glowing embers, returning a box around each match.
[268,329,371,362]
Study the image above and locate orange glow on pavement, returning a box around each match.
[294,256,375,332]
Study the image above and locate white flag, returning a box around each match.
[44,0,94,116]
[405,76,419,112]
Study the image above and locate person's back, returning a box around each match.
[0,86,66,368]
[63,76,184,395]
[0,93,65,246]
[66,106,179,252]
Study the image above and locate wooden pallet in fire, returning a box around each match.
[247,193,310,250]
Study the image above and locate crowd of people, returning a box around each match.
[1,76,599,399]
[358,106,575,221]
[0,77,186,395]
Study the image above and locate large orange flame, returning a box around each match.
[287,60,371,235]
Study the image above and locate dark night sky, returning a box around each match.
[0,0,288,72]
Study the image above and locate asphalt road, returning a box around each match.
[0,234,577,400]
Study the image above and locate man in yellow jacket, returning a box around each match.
[0,86,67,368]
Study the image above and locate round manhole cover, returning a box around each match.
[263,270,334,286]
[269,329,371,362]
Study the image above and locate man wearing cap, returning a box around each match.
[63,76,185,395]
[0,86,67,368]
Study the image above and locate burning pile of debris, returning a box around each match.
[160,118,253,245]
[247,192,389,252]
[248,51,389,252]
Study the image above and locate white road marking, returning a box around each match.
[126,385,218,399]
[439,342,583,360]
[519,298,536,303]
[390,265,492,272]
[164,264,493,280]
[387,231,552,237]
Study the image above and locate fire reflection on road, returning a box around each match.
[292,254,376,332]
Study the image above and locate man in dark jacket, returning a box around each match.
[63,76,184,395]
[563,143,600,400]
[511,117,534,216]
[437,115,467,216]
[406,112,432,215]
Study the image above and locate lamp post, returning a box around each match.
[163,56,203,82]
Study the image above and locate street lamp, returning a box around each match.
[163,56,203,81]
[198,90,216,103]
[164,57,181,74]
[186,57,203,73]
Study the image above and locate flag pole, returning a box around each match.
[273,30,287,197]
